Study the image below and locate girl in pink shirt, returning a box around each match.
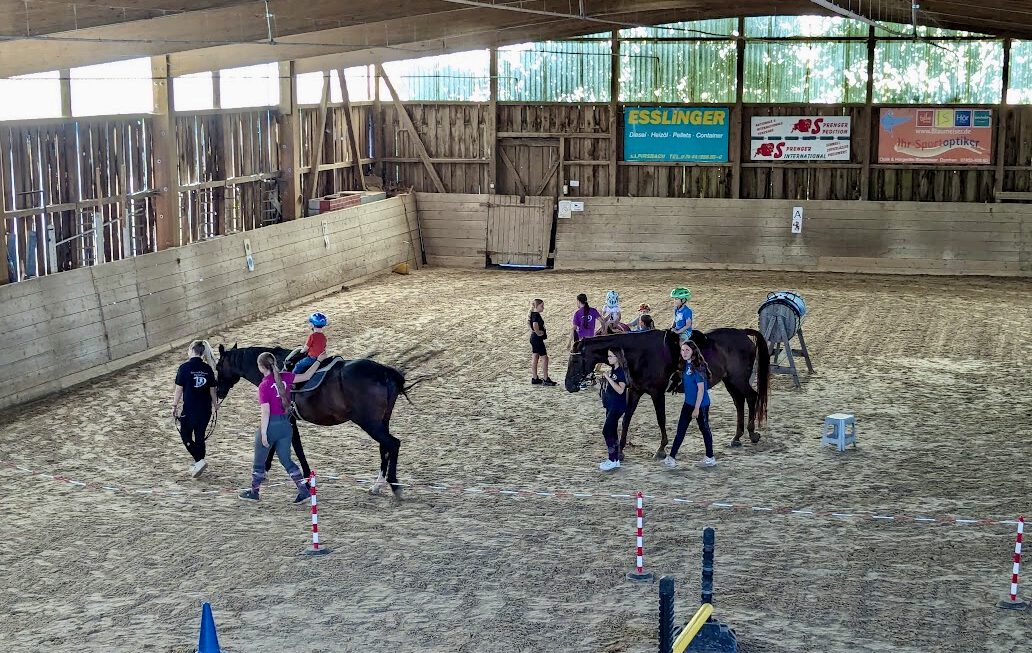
[239,352,320,503]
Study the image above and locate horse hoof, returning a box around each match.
[749,434,761,444]
[654,449,667,460]
[729,440,743,448]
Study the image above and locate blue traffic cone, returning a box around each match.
[196,602,222,653]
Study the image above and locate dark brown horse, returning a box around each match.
[564,329,769,459]
[215,344,420,498]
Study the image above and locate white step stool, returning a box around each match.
[821,413,857,452]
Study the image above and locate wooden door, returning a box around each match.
[486,195,554,267]
[497,138,560,199]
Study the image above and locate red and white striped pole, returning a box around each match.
[627,491,654,582]
[999,516,1026,609]
[304,471,331,557]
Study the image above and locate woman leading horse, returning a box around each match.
[215,345,420,499]
[564,328,769,460]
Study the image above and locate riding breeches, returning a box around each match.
[179,410,211,463]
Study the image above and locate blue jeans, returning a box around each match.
[678,330,693,342]
[293,356,318,374]
[250,414,306,492]
[669,403,714,459]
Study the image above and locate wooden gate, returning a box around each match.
[497,138,561,199]
[486,195,554,266]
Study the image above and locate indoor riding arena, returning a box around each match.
[1,3,1030,653]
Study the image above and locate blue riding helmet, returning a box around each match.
[308,312,328,328]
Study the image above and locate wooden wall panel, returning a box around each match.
[553,198,1030,277]
[382,104,491,194]
[414,192,489,267]
[0,195,419,410]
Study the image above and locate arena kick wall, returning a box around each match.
[416,195,1031,276]
[0,195,420,411]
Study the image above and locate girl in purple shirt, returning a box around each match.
[239,352,320,503]
[569,293,602,350]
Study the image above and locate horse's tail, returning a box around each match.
[744,328,770,426]
[400,376,428,405]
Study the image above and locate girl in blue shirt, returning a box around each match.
[663,340,716,468]
[670,287,694,342]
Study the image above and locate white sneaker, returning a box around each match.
[698,456,717,468]
[662,456,677,469]
[191,459,208,478]
[598,459,621,472]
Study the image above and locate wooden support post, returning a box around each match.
[217,112,234,236]
[303,72,332,212]
[0,145,7,284]
[731,18,745,200]
[278,61,303,221]
[59,69,72,117]
[151,55,180,250]
[860,26,876,201]
[374,64,385,181]
[489,48,498,194]
[557,136,566,197]
[336,68,368,191]
[995,38,1012,201]
[212,70,221,109]
[609,31,619,196]
[377,64,447,193]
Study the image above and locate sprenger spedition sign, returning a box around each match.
[750,116,852,161]
[623,107,731,163]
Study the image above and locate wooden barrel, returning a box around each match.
[758,291,805,341]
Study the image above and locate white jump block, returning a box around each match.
[821,413,857,452]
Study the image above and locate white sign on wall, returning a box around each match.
[751,116,852,161]
[791,206,803,234]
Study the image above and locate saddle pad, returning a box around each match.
[294,356,345,393]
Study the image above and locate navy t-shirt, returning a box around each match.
[176,358,215,413]
[528,311,547,339]
[602,367,628,412]
[682,364,710,408]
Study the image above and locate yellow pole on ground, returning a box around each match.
[672,604,714,653]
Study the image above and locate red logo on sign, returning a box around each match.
[755,142,785,158]
[790,118,824,134]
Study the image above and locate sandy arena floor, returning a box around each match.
[1,268,1030,652]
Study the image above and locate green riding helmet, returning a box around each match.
[669,287,692,301]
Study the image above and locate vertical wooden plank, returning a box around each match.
[151,55,179,250]
[304,72,331,208]
[731,18,746,199]
[609,31,619,197]
[489,49,498,195]
[995,38,1012,200]
[278,61,303,221]
[860,26,876,201]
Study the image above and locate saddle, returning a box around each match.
[293,356,345,393]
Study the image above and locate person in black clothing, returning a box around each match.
[173,340,218,478]
[528,298,557,386]
[598,349,628,471]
